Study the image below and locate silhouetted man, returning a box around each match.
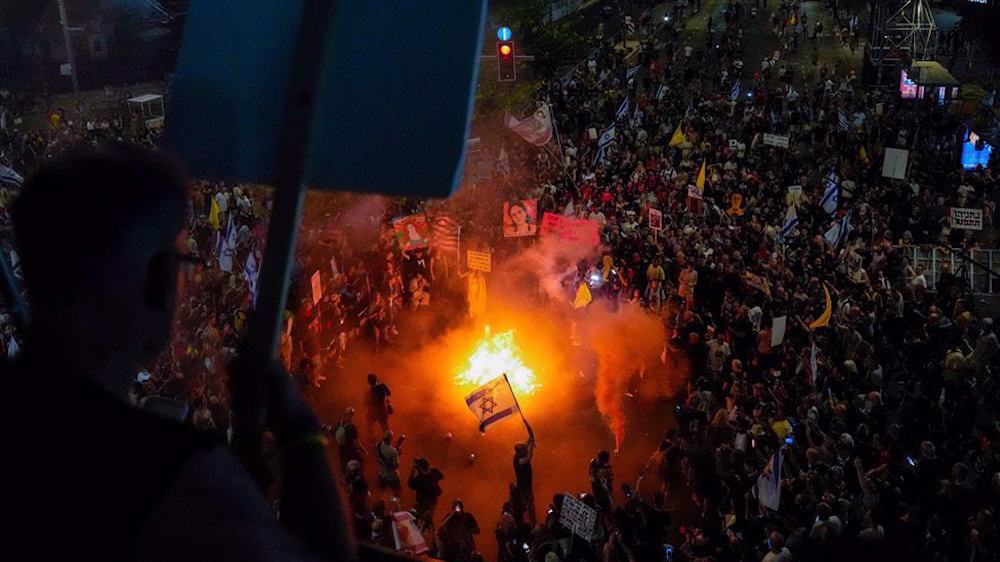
[4,145,349,561]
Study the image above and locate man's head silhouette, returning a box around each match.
[13,143,187,399]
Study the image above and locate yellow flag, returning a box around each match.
[573,282,592,309]
[696,160,706,193]
[859,146,869,163]
[809,284,832,330]
[669,125,686,147]
[208,197,221,230]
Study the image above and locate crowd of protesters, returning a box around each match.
[317,2,1000,561]
[1,0,999,561]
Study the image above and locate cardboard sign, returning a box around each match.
[648,207,663,231]
[466,250,492,272]
[310,270,322,306]
[882,147,909,180]
[165,0,487,198]
[503,200,539,237]
[762,133,790,148]
[787,185,803,206]
[392,214,431,250]
[559,492,598,541]
[540,213,601,246]
[950,207,984,230]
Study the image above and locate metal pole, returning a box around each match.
[56,0,80,93]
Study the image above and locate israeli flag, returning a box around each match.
[824,209,853,249]
[779,205,798,242]
[7,335,19,359]
[244,249,259,306]
[837,108,848,131]
[626,65,642,81]
[598,125,616,148]
[730,80,742,101]
[616,98,630,121]
[820,168,838,215]
[756,448,784,511]
[217,214,236,273]
[464,375,519,432]
[631,104,643,128]
[656,84,668,101]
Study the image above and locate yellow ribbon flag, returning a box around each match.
[809,284,832,330]
[695,160,706,193]
[573,281,592,309]
[467,271,488,319]
[859,145,869,164]
[668,124,686,147]
[208,197,221,230]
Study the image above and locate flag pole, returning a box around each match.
[502,372,529,429]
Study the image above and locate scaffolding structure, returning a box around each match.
[865,0,938,86]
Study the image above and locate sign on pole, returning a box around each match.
[559,492,598,541]
[950,207,984,230]
[762,133,790,148]
[648,208,663,231]
[467,250,492,272]
[770,316,787,347]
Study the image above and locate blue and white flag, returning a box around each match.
[598,125,616,148]
[824,209,853,249]
[626,65,642,81]
[631,103,643,128]
[616,98,630,121]
[656,84,668,101]
[6,335,19,359]
[243,249,259,306]
[756,448,784,511]
[217,214,236,273]
[0,164,23,189]
[820,168,839,215]
[837,108,848,131]
[730,80,742,101]
[779,204,798,242]
[464,375,519,432]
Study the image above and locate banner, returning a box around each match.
[540,213,600,246]
[310,270,322,306]
[648,207,663,231]
[950,207,983,230]
[762,133,789,148]
[430,214,461,253]
[392,214,431,250]
[505,104,553,146]
[466,249,492,272]
[503,199,538,237]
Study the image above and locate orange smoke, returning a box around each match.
[583,304,686,452]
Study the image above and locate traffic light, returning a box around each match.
[497,40,516,82]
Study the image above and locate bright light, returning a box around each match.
[499,44,512,57]
[455,326,538,395]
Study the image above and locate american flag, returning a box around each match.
[430,214,461,256]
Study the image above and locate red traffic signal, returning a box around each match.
[497,40,516,82]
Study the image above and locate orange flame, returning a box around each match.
[455,326,538,395]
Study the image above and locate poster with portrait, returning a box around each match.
[503,199,538,237]
[392,214,431,250]
[648,207,663,231]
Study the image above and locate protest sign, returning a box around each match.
[950,207,983,230]
[393,214,431,250]
[467,250,492,272]
[771,316,787,347]
[762,133,790,148]
[648,208,663,231]
[882,148,909,180]
[503,200,539,237]
[310,270,322,306]
[540,213,600,246]
[559,492,598,541]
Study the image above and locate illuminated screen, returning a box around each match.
[961,129,993,170]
